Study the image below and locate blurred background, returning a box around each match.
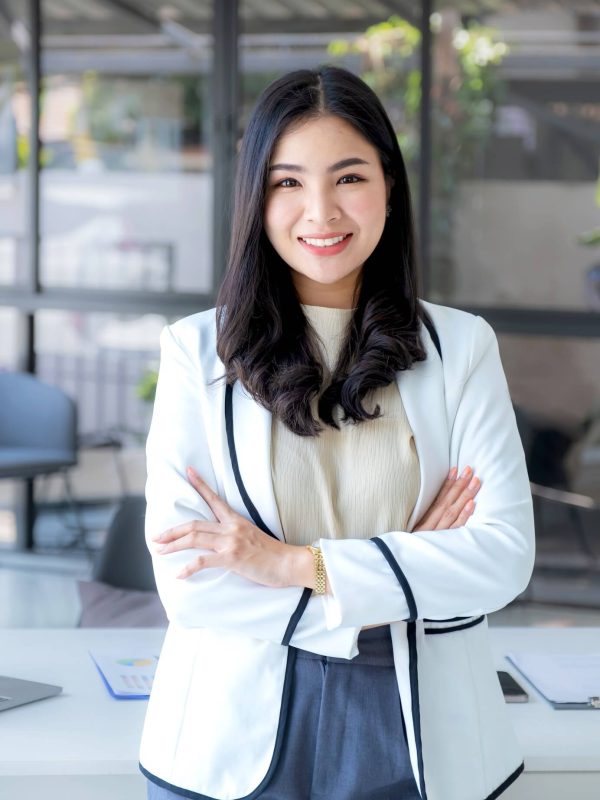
[0,0,598,627]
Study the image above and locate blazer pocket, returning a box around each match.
[423,614,486,635]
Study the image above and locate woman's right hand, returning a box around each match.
[412,466,480,532]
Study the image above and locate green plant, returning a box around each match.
[137,369,158,404]
[16,134,53,168]
[329,17,422,166]
[579,229,600,248]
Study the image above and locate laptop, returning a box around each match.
[0,675,62,712]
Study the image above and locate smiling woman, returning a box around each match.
[140,66,534,800]
[264,115,390,309]
[215,67,427,438]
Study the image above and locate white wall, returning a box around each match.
[452,180,599,310]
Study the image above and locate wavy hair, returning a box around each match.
[215,65,427,436]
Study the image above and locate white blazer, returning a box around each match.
[139,300,535,800]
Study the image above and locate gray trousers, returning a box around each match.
[147,625,420,800]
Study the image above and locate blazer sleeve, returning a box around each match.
[318,316,535,629]
[145,323,360,659]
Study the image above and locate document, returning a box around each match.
[506,651,600,709]
[89,650,158,699]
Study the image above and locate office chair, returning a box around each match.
[78,495,167,627]
[0,371,82,549]
[514,404,599,565]
[93,495,156,591]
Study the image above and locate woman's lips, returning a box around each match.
[297,233,353,256]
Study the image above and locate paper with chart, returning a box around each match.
[506,652,600,706]
[89,651,158,698]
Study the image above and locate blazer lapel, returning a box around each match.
[228,380,285,541]
[399,327,450,531]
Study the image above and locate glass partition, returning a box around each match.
[498,331,600,500]
[40,1,214,294]
[32,308,166,549]
[430,4,600,311]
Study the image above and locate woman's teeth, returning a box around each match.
[300,234,349,248]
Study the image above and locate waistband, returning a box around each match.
[294,624,394,667]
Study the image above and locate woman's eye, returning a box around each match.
[276,178,299,188]
[338,174,362,184]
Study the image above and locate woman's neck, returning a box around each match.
[292,268,361,309]
[301,302,356,310]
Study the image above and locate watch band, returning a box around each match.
[306,545,326,595]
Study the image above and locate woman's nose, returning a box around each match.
[304,189,340,224]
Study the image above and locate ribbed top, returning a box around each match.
[303,303,353,377]
[270,304,420,545]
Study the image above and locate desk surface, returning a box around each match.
[489,627,600,774]
[0,627,598,779]
[0,628,164,778]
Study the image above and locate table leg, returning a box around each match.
[16,478,36,550]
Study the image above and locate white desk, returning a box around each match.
[490,627,600,800]
[0,627,598,800]
[0,628,163,800]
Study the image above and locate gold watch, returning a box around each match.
[306,545,326,595]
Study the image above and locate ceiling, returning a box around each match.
[1,1,599,38]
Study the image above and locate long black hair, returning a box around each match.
[215,65,427,437]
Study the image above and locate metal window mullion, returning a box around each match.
[25,0,40,377]
[418,0,433,298]
[212,0,239,295]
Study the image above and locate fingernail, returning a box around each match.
[187,466,197,477]
[448,467,457,479]
[468,476,479,490]
[461,466,472,478]
[152,533,163,542]
[157,546,167,554]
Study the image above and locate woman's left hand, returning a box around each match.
[152,466,300,587]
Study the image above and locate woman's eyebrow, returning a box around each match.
[268,157,370,173]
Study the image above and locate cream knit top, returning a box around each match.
[270,304,420,545]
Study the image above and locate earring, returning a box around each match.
[386,203,392,218]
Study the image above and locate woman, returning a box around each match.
[140,66,534,800]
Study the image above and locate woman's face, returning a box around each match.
[264,114,390,309]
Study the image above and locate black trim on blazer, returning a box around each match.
[282,588,312,646]
[407,620,428,800]
[485,762,525,800]
[424,615,485,634]
[421,310,442,361]
[225,382,279,540]
[370,537,426,798]
[225,381,308,646]
[140,755,526,800]
[371,537,418,621]
[140,648,299,800]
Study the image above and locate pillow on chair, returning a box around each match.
[77,580,168,627]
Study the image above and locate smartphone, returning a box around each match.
[497,670,529,703]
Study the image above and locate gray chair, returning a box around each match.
[78,495,167,627]
[513,405,600,608]
[93,495,156,591]
[0,371,80,549]
[514,404,599,568]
